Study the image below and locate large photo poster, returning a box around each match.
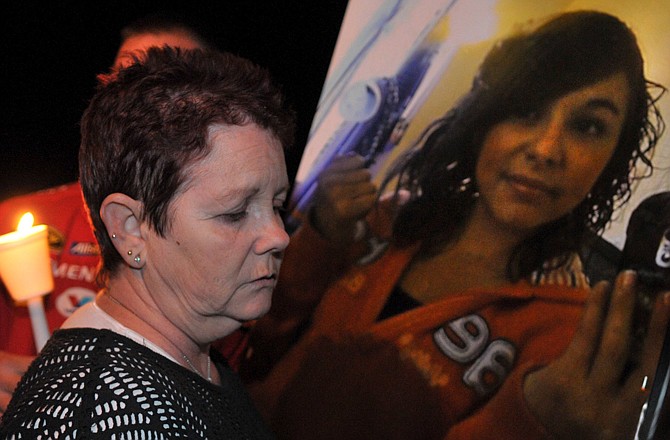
[289,0,670,252]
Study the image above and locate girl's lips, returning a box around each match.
[505,173,560,199]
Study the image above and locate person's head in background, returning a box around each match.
[384,10,665,280]
[112,13,211,70]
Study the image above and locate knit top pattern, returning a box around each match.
[0,328,274,439]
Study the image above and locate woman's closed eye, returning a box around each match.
[219,200,286,223]
[221,209,248,223]
[274,204,286,216]
[274,196,288,215]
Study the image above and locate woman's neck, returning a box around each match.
[97,275,216,383]
[400,203,532,303]
[455,203,530,271]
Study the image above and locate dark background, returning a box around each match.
[0,0,348,200]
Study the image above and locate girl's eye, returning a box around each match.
[571,117,606,137]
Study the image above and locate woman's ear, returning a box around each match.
[100,193,146,268]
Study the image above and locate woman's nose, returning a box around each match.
[256,214,290,255]
[524,118,566,167]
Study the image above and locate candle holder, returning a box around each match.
[0,213,54,351]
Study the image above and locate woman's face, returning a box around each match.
[142,123,290,340]
[474,72,630,235]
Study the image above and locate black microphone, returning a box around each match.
[623,191,670,440]
[620,192,670,354]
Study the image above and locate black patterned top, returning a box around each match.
[0,328,274,439]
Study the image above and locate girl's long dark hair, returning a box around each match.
[382,10,665,281]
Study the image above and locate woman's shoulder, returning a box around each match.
[19,328,148,390]
[47,327,141,355]
[31,328,179,387]
[41,327,118,360]
[0,328,134,437]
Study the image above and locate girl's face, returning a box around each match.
[474,72,630,236]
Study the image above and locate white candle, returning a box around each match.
[0,212,53,351]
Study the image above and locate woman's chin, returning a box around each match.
[230,291,274,322]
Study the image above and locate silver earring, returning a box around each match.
[134,256,141,264]
[112,233,117,239]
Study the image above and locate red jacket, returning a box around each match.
[246,206,589,439]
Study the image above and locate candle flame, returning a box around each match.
[17,213,35,232]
